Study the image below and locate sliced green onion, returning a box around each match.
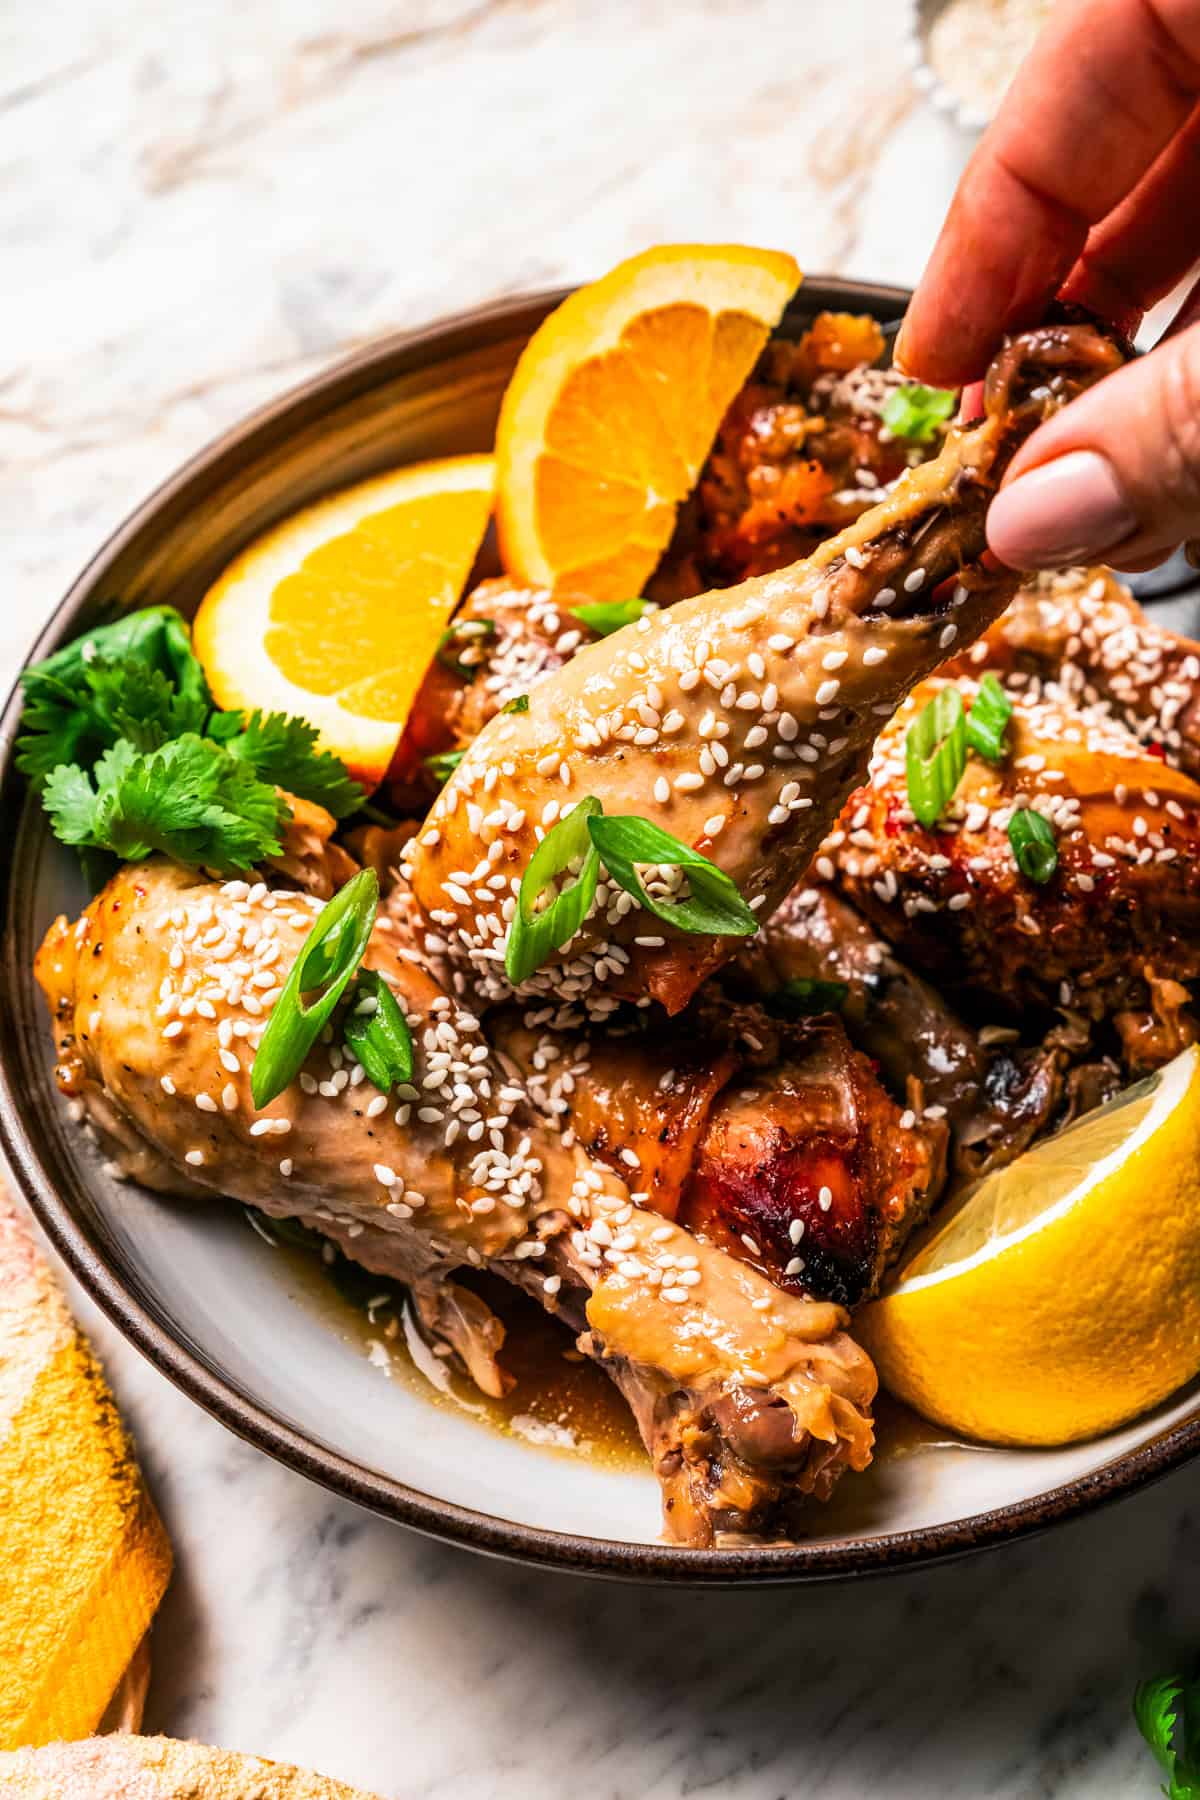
[965,673,1013,764]
[505,796,603,985]
[502,693,529,714]
[1008,808,1058,884]
[586,813,758,937]
[769,977,849,1017]
[906,686,967,827]
[436,617,496,681]
[570,597,652,637]
[343,968,413,1094]
[423,748,465,786]
[251,868,379,1108]
[881,383,957,444]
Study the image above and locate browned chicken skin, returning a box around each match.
[495,996,940,1308]
[37,860,875,1546]
[821,673,1200,1068]
[734,881,1079,1180]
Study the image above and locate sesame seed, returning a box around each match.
[279,1158,294,1177]
[160,1075,176,1096]
[863,645,887,666]
[185,1150,205,1167]
[163,1021,184,1040]
[195,1092,217,1113]
[903,567,926,593]
[815,679,840,706]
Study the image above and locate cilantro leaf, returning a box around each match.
[881,383,957,444]
[42,764,104,846]
[18,606,213,787]
[216,710,363,818]
[44,735,285,874]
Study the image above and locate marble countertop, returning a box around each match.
[3,1,1195,1794]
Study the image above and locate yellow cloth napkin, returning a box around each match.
[0,1188,172,1749]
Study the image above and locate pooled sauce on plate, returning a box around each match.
[247,1211,645,1469]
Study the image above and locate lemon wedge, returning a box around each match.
[858,1044,1200,1445]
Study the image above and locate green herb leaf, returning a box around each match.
[215,709,363,817]
[43,734,286,874]
[18,621,211,784]
[423,748,465,786]
[768,977,849,1017]
[505,797,603,985]
[586,813,758,938]
[570,598,652,637]
[342,968,414,1094]
[965,672,1013,764]
[436,617,496,681]
[20,605,367,872]
[502,694,530,715]
[906,686,967,826]
[1008,807,1058,884]
[881,383,957,444]
[251,869,379,1108]
[1133,1674,1200,1798]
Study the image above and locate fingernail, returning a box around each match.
[987,450,1138,568]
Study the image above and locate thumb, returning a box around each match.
[986,318,1200,571]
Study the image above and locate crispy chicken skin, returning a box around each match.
[734,882,1069,1179]
[36,860,875,1545]
[965,565,1200,779]
[495,997,940,1308]
[404,318,1125,1017]
[822,674,1200,1066]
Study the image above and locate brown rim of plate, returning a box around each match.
[2,278,1198,1586]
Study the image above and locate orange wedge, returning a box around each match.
[496,244,801,598]
[194,455,495,789]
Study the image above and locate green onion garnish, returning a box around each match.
[424,748,465,786]
[436,618,496,681]
[881,383,957,444]
[502,694,529,714]
[342,968,413,1095]
[570,598,651,637]
[965,673,1013,764]
[504,797,603,986]
[1008,808,1058,884]
[906,686,967,826]
[251,868,379,1108]
[586,813,758,938]
[769,977,849,1017]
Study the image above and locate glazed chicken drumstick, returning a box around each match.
[37,861,874,1546]
[405,317,1125,1014]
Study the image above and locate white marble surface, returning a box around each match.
[4,1,1198,1794]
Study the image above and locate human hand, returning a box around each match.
[895,0,1200,572]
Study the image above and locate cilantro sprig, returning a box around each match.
[1135,1672,1200,1798]
[19,606,365,877]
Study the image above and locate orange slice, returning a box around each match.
[194,455,495,789]
[496,244,801,598]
